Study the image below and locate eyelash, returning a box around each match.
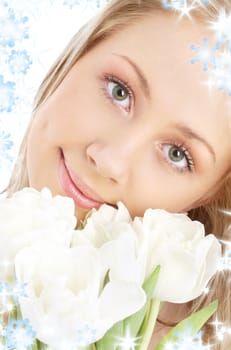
[160,142,195,173]
[100,74,134,112]
[100,73,195,173]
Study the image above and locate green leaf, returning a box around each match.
[95,265,161,350]
[153,300,218,350]
[124,265,161,337]
[95,320,124,350]
[136,299,161,350]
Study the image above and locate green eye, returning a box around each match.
[112,83,129,101]
[168,146,185,162]
[161,143,194,173]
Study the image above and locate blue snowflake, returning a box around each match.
[95,0,110,8]
[11,280,28,304]
[0,75,17,112]
[0,131,13,152]
[0,281,15,313]
[5,319,36,350]
[7,50,32,75]
[161,0,185,10]
[63,0,110,9]
[62,0,81,9]
[161,0,210,9]
[76,324,97,346]
[0,131,13,166]
[0,281,11,295]
[191,37,220,71]
[0,8,29,48]
[0,0,8,7]
[208,49,231,96]
[167,327,210,350]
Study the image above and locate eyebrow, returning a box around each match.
[172,122,216,163]
[112,54,216,162]
[112,53,151,101]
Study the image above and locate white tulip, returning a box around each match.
[132,208,221,302]
[15,240,146,349]
[76,203,221,303]
[0,187,77,281]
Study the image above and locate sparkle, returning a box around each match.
[208,9,231,43]
[203,286,210,295]
[210,317,223,333]
[209,316,231,344]
[204,76,216,92]
[160,0,197,21]
[178,2,196,21]
[115,328,141,350]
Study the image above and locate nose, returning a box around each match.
[86,142,132,185]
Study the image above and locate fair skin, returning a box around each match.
[26,11,231,346]
[27,12,231,224]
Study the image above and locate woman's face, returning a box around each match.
[27,12,231,224]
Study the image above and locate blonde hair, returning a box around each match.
[2,0,231,348]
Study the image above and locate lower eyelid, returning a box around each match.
[157,143,194,174]
[101,74,134,111]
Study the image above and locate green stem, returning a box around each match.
[138,299,160,350]
[82,344,96,350]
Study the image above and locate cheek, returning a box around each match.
[41,82,111,145]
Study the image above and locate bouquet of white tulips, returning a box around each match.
[0,187,221,350]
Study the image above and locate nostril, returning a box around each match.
[109,177,117,184]
[87,154,97,167]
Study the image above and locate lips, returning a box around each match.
[58,149,105,210]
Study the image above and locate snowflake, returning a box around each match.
[6,50,32,75]
[190,37,220,71]
[160,0,206,20]
[0,281,13,314]
[62,0,81,9]
[5,319,36,350]
[0,131,13,167]
[63,0,110,9]
[0,75,17,112]
[0,8,29,48]
[95,0,110,8]
[168,328,210,350]
[0,131,13,153]
[209,50,231,96]
[0,281,11,296]
[216,239,231,270]
[208,9,231,45]
[76,324,97,346]
[160,0,209,11]
[0,0,8,16]
[161,0,186,10]
[10,280,28,304]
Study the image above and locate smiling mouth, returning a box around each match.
[58,149,105,210]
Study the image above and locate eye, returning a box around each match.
[160,143,194,173]
[100,74,134,112]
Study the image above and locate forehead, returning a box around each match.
[84,11,231,152]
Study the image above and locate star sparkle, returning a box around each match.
[115,327,141,350]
